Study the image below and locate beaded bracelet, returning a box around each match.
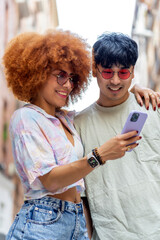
[92,148,105,165]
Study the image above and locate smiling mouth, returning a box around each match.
[57,91,67,95]
[108,86,122,91]
[56,91,68,98]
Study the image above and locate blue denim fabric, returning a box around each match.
[6,196,89,240]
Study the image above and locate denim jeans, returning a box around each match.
[6,196,89,240]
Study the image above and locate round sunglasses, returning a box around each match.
[52,71,78,88]
[97,66,132,80]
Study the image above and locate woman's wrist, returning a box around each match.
[96,146,107,164]
[92,148,105,165]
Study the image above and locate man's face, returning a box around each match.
[96,64,134,107]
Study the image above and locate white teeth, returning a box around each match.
[109,87,120,91]
[57,91,67,96]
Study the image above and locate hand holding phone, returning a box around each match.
[121,110,148,152]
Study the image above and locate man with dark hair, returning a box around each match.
[75,32,160,240]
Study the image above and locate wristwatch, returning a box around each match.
[87,152,100,168]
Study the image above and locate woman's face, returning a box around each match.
[34,66,74,115]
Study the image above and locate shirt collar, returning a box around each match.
[23,103,76,122]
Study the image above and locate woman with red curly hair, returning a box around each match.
[3,29,158,240]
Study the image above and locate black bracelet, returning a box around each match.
[92,148,104,165]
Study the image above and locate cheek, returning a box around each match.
[97,78,105,88]
[127,80,132,88]
[43,87,52,96]
[123,79,132,88]
[47,77,58,87]
[45,80,57,93]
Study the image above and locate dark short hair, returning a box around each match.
[93,32,138,69]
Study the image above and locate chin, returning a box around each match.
[56,96,69,108]
[56,101,67,109]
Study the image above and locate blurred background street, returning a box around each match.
[0,0,160,237]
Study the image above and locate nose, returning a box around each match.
[63,78,73,89]
[110,72,121,85]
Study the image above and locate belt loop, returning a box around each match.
[61,200,65,212]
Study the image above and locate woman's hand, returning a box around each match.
[98,130,141,162]
[130,84,160,110]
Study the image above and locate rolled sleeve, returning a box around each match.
[15,128,57,189]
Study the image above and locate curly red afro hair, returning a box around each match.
[3,29,91,103]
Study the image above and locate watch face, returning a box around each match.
[88,157,99,168]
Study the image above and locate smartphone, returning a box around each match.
[121,110,148,151]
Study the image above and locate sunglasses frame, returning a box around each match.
[52,71,77,88]
[97,66,132,80]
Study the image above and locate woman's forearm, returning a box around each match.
[39,156,92,192]
[39,130,141,192]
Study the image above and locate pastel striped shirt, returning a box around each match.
[9,104,85,200]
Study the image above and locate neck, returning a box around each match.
[32,100,56,116]
[97,92,130,107]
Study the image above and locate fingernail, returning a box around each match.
[140,102,143,107]
[147,106,149,110]
[136,131,139,134]
[139,136,142,139]
[154,107,156,111]
[158,104,160,108]
[136,143,139,146]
